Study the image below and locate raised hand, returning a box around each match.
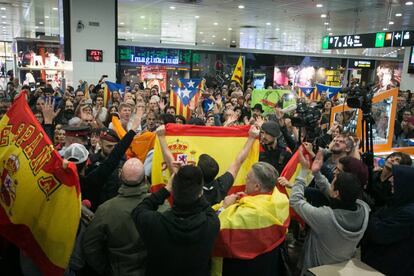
[248,125,260,139]
[155,125,166,137]
[41,97,60,124]
[298,147,311,171]
[311,150,324,174]
[277,177,292,188]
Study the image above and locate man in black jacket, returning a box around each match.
[132,165,220,276]
[362,165,414,276]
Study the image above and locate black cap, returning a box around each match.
[261,121,281,138]
[63,125,91,138]
[252,103,264,113]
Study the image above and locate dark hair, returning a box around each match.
[172,165,203,205]
[160,113,176,124]
[165,105,175,113]
[386,152,412,166]
[338,156,368,187]
[188,117,205,126]
[176,115,186,124]
[198,154,219,183]
[333,172,361,205]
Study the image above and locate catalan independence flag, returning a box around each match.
[0,92,81,275]
[277,145,314,224]
[316,83,342,100]
[211,188,290,275]
[231,56,244,88]
[103,81,126,108]
[298,86,315,98]
[170,79,204,121]
[151,124,259,193]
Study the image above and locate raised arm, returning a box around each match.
[155,125,176,174]
[227,125,260,178]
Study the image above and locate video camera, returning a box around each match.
[291,100,322,143]
[344,84,374,114]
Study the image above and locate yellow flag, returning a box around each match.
[231,56,244,88]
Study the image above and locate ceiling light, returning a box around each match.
[389,21,394,25]
[120,22,125,25]
[2,22,6,24]
[324,22,329,25]
[1,16,6,19]
[0,7,6,11]
[127,31,130,34]
[282,32,287,35]
[240,32,244,35]
[144,34,148,37]
[212,42,215,45]
[199,31,203,34]
[165,22,170,25]
[35,26,39,29]
[213,22,218,25]
[275,28,280,31]
[228,27,232,30]
[140,15,145,19]
[202,40,205,43]
[327,27,332,31]
[52,7,58,11]
[238,5,245,9]
[383,27,388,31]
[328,32,333,35]
[232,40,236,43]
[45,16,49,19]
[396,13,402,17]
[212,35,216,38]
[223,38,227,40]
[195,15,200,19]
[316,4,323,8]
[170,6,176,10]
[39,22,44,25]
[266,22,271,26]
[405,1,413,5]
[143,27,147,30]
[321,14,327,18]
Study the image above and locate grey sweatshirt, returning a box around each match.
[290,170,370,275]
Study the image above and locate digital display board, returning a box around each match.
[408,47,414,74]
[348,59,374,69]
[86,49,103,62]
[322,30,414,49]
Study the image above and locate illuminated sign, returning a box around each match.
[86,49,103,62]
[322,30,414,49]
[348,59,374,69]
[130,54,179,65]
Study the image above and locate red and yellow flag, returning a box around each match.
[277,145,314,224]
[231,56,244,88]
[151,124,259,193]
[0,92,81,275]
[211,189,290,275]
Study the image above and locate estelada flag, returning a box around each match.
[151,124,259,193]
[298,86,315,98]
[0,92,81,275]
[231,56,244,88]
[103,81,126,108]
[169,79,204,121]
[211,188,290,275]
[277,145,314,225]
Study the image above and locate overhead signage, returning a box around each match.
[322,30,414,49]
[119,46,200,66]
[86,49,103,62]
[348,59,374,69]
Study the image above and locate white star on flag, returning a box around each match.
[182,88,191,98]
[207,102,215,110]
[325,89,334,98]
[187,80,195,88]
[305,89,311,94]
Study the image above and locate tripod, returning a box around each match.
[360,111,375,188]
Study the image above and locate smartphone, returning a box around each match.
[102,75,108,78]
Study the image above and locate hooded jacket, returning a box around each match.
[132,188,220,276]
[362,165,414,276]
[290,171,370,275]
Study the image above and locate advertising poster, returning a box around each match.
[251,89,295,114]
[141,66,167,92]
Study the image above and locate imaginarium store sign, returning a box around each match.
[119,46,200,66]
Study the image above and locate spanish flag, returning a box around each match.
[151,124,259,193]
[277,145,314,224]
[231,56,244,88]
[0,92,81,275]
[211,189,290,275]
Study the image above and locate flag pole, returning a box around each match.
[241,54,245,90]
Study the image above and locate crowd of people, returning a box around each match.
[0,76,413,276]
